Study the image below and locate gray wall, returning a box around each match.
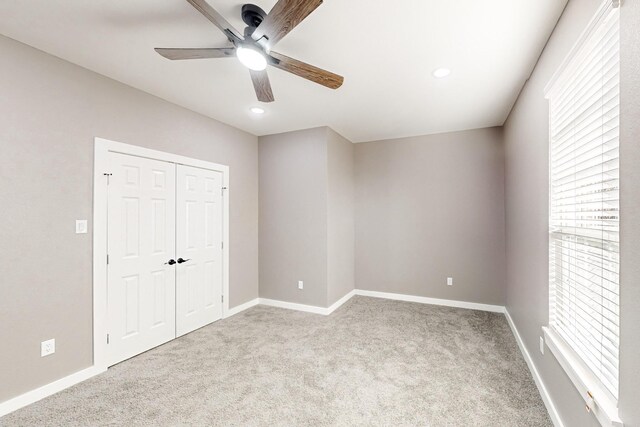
[259,127,355,308]
[259,128,329,307]
[0,35,259,402]
[354,128,506,305]
[504,0,640,425]
[327,129,355,305]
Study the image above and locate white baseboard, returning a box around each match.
[258,289,505,316]
[354,289,505,313]
[326,289,357,314]
[225,298,259,318]
[505,310,564,427]
[259,289,356,316]
[0,365,105,418]
[258,298,330,315]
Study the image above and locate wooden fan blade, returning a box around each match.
[249,69,275,102]
[186,0,243,41]
[269,51,343,89]
[251,0,323,50]
[155,47,236,60]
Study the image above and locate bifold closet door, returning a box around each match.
[175,165,224,337]
[106,153,176,366]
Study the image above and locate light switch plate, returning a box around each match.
[75,220,88,234]
[41,339,55,357]
[447,277,453,286]
[298,280,304,290]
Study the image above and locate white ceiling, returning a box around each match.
[0,0,566,142]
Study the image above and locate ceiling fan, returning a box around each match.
[155,0,344,103]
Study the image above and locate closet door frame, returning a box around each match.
[93,137,230,371]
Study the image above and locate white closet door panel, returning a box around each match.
[176,165,223,336]
[107,153,176,366]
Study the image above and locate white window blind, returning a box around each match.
[547,2,620,401]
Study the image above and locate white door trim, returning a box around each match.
[93,137,230,371]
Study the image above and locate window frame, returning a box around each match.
[544,1,622,426]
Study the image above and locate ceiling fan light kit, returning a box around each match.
[155,0,344,103]
[236,45,267,71]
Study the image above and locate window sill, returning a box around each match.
[542,327,623,427]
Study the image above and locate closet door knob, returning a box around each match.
[164,259,177,265]
[177,258,191,264]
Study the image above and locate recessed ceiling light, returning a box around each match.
[250,106,265,114]
[432,68,451,78]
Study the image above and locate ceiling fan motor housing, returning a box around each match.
[241,4,267,28]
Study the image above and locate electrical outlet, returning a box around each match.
[539,337,545,355]
[41,339,55,357]
[447,277,453,286]
[75,220,88,234]
[298,280,304,290]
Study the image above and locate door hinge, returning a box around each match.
[221,295,224,303]
[221,241,224,250]
[221,186,227,196]
[103,173,112,185]
[106,334,110,344]
[106,254,109,265]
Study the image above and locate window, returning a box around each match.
[545,0,620,424]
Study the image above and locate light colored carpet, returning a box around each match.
[1,296,551,426]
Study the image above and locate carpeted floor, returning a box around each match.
[1,296,551,426]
